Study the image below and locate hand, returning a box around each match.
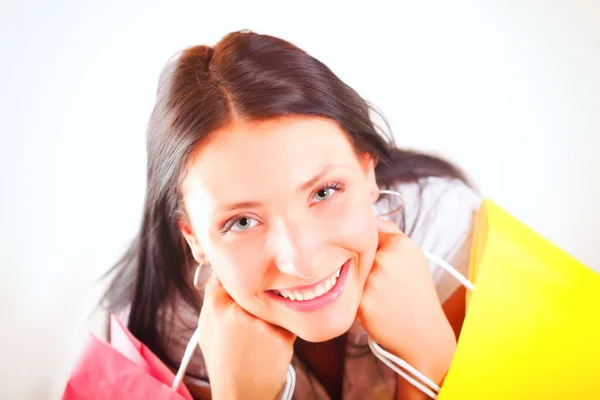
[357,218,456,385]
[197,274,296,400]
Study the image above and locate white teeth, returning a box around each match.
[314,285,326,297]
[325,279,333,291]
[275,266,344,301]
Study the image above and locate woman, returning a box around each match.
[103,30,482,399]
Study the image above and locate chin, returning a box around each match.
[296,316,356,342]
[286,296,361,342]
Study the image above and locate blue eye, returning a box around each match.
[312,183,345,203]
[314,187,335,201]
[230,216,259,232]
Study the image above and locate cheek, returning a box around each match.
[209,245,268,301]
[333,191,379,252]
[335,194,379,283]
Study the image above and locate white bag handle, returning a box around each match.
[369,252,475,399]
[369,189,476,399]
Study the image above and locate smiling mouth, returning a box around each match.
[272,265,343,301]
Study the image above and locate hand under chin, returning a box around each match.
[286,308,359,343]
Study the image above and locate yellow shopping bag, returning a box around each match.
[438,199,600,399]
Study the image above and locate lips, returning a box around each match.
[266,259,351,312]
[273,267,341,301]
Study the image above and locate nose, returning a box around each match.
[268,217,322,279]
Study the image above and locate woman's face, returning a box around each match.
[181,116,380,342]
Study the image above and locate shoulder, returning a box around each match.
[400,177,481,236]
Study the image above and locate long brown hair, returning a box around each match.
[102,30,469,368]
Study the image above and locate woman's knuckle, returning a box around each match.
[388,232,405,246]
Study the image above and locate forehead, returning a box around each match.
[183,117,358,201]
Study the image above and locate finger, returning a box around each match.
[202,273,234,309]
[375,217,403,234]
[377,219,407,250]
[270,324,297,344]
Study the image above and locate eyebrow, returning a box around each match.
[297,164,340,193]
[215,165,342,213]
[216,201,263,213]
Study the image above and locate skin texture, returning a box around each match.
[181,117,380,342]
[180,116,457,399]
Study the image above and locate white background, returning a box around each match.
[1,0,599,398]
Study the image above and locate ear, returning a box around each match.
[179,221,206,265]
[358,153,380,203]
